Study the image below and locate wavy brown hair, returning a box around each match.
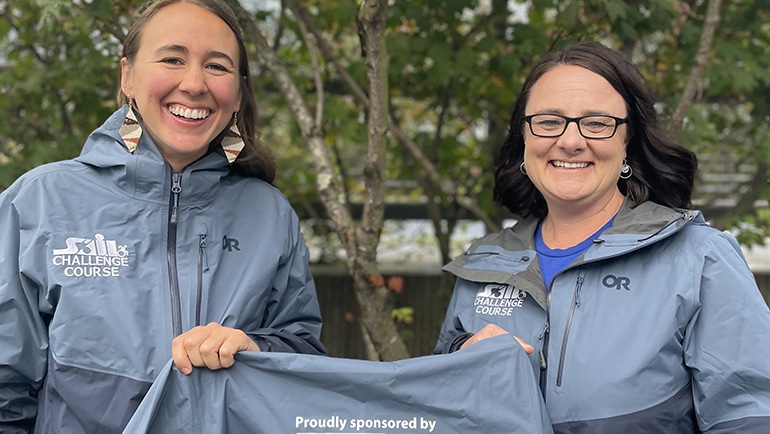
[117,0,275,182]
[494,41,697,218]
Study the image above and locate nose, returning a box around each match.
[178,68,207,95]
[556,121,585,152]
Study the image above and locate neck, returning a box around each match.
[540,192,625,249]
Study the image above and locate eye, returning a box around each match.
[207,63,228,72]
[585,121,609,128]
[582,118,613,132]
[538,119,561,127]
[534,116,565,130]
[161,57,183,65]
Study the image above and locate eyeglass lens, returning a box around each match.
[529,114,619,138]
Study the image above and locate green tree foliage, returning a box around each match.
[266,0,770,253]
[0,0,146,186]
[3,0,767,241]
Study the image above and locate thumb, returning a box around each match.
[514,336,535,354]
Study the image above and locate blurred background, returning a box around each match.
[1,0,768,359]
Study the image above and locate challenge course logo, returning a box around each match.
[52,234,130,277]
[474,283,527,316]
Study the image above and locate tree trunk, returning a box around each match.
[226,0,409,360]
[352,0,410,360]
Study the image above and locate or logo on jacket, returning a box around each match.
[602,274,631,291]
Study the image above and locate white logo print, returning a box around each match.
[52,234,130,278]
[474,284,527,316]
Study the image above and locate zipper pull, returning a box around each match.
[170,173,182,224]
[538,321,549,340]
[538,321,548,369]
[199,224,209,272]
[575,275,585,307]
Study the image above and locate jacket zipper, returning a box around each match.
[167,173,183,337]
[196,223,209,326]
[538,268,553,398]
[556,270,585,387]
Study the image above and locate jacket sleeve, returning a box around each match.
[0,188,49,433]
[247,210,325,355]
[684,230,770,432]
[432,277,473,354]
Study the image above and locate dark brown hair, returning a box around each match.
[494,41,697,218]
[117,0,275,182]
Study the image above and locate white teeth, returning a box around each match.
[553,161,589,169]
[168,106,210,120]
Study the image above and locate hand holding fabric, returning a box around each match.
[461,324,534,354]
[172,322,260,375]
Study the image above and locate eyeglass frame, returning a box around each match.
[524,114,629,139]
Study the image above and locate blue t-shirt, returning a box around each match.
[535,217,615,289]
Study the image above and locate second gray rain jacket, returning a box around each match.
[435,200,770,433]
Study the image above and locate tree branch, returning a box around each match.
[295,10,325,128]
[285,0,499,232]
[284,0,369,110]
[223,0,356,254]
[667,0,723,136]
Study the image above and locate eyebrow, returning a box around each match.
[155,44,236,67]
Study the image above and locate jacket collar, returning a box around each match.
[506,199,699,247]
[75,106,233,204]
[443,199,701,309]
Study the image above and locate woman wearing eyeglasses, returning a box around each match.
[434,41,770,433]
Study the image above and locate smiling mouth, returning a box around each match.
[168,105,210,120]
[552,161,590,169]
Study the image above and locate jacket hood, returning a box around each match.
[481,199,701,256]
[75,106,233,204]
[443,199,704,309]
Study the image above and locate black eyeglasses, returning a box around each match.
[524,114,628,139]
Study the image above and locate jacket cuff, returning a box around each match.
[448,332,474,353]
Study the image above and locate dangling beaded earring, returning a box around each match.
[620,159,632,179]
[221,113,245,164]
[119,100,142,153]
[520,161,527,175]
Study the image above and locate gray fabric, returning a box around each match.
[34,358,151,434]
[124,335,554,434]
[435,200,770,432]
[552,385,696,433]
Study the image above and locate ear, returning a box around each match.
[234,75,246,112]
[120,57,134,99]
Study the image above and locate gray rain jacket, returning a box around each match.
[0,106,324,434]
[434,200,770,433]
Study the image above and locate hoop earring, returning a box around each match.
[119,100,142,153]
[520,162,527,175]
[221,113,245,164]
[620,159,632,179]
